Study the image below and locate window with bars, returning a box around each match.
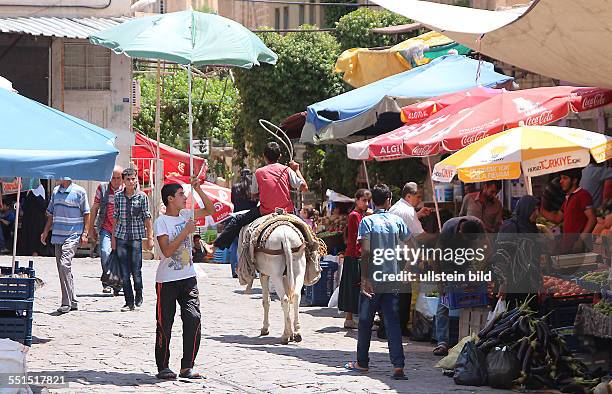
[283,6,289,30]
[309,0,316,24]
[64,43,111,91]
[275,8,280,30]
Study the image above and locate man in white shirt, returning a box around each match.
[388,182,433,337]
[389,182,433,239]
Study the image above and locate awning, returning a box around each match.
[335,31,470,88]
[131,133,206,182]
[371,0,612,88]
[0,16,130,39]
[302,55,512,145]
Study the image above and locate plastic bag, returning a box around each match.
[486,347,520,389]
[411,311,433,341]
[453,340,488,386]
[100,251,122,288]
[415,292,435,318]
[327,286,339,308]
[435,335,476,370]
[486,299,506,327]
[0,338,32,394]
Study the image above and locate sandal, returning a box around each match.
[156,368,177,380]
[433,344,449,357]
[179,369,205,380]
[392,369,408,380]
[344,361,368,373]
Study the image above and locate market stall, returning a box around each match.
[429,125,612,391]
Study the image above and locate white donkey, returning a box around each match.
[247,222,307,345]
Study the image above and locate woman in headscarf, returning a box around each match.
[17,184,48,256]
[492,195,543,310]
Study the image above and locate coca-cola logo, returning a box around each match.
[461,131,488,147]
[582,93,607,110]
[524,110,554,126]
[213,202,223,212]
[411,144,436,156]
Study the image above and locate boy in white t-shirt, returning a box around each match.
[154,179,215,380]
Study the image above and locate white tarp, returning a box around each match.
[371,0,612,89]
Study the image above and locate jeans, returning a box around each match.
[229,238,239,277]
[214,207,261,249]
[357,293,405,369]
[0,225,4,250]
[99,229,112,285]
[435,296,449,346]
[116,238,143,306]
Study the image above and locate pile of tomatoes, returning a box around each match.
[542,276,589,297]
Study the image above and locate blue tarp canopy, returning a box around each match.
[0,88,119,181]
[300,55,513,144]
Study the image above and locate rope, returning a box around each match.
[259,119,294,159]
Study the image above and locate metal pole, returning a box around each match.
[188,64,195,219]
[155,60,161,162]
[362,161,371,190]
[11,177,21,275]
[426,157,442,231]
[525,176,533,195]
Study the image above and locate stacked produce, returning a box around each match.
[580,271,608,287]
[474,300,600,392]
[543,276,590,296]
[593,300,612,316]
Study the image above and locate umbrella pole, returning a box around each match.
[525,176,533,195]
[11,177,21,275]
[362,160,371,190]
[155,60,161,161]
[426,157,442,231]
[188,64,195,219]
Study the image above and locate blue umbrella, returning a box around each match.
[301,55,513,144]
[0,87,118,270]
[0,88,118,181]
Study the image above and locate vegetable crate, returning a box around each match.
[0,261,35,346]
[0,261,35,300]
[458,306,490,339]
[441,283,488,310]
[304,260,338,306]
[574,350,611,375]
[542,293,596,328]
[551,326,581,353]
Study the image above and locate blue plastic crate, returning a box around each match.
[0,299,33,318]
[0,261,35,300]
[552,326,581,353]
[0,316,32,346]
[441,283,488,310]
[304,260,338,307]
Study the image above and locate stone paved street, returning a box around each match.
[19,257,510,393]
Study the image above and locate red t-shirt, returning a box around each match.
[561,188,593,234]
[345,210,365,258]
[94,183,121,233]
[255,163,295,215]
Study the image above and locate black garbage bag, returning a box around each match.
[100,251,122,287]
[410,311,433,342]
[486,348,520,389]
[453,341,488,386]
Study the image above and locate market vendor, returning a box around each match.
[541,168,597,254]
[459,180,503,233]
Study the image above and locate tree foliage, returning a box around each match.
[323,0,357,28]
[335,8,413,51]
[232,26,344,167]
[133,70,239,151]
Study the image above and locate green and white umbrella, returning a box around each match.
[90,10,277,210]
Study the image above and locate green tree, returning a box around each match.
[232,26,344,172]
[323,0,357,28]
[133,69,238,151]
[335,8,412,51]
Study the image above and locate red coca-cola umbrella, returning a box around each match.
[400,86,500,125]
[164,176,233,225]
[348,86,612,161]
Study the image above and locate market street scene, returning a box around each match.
[0,0,611,393]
